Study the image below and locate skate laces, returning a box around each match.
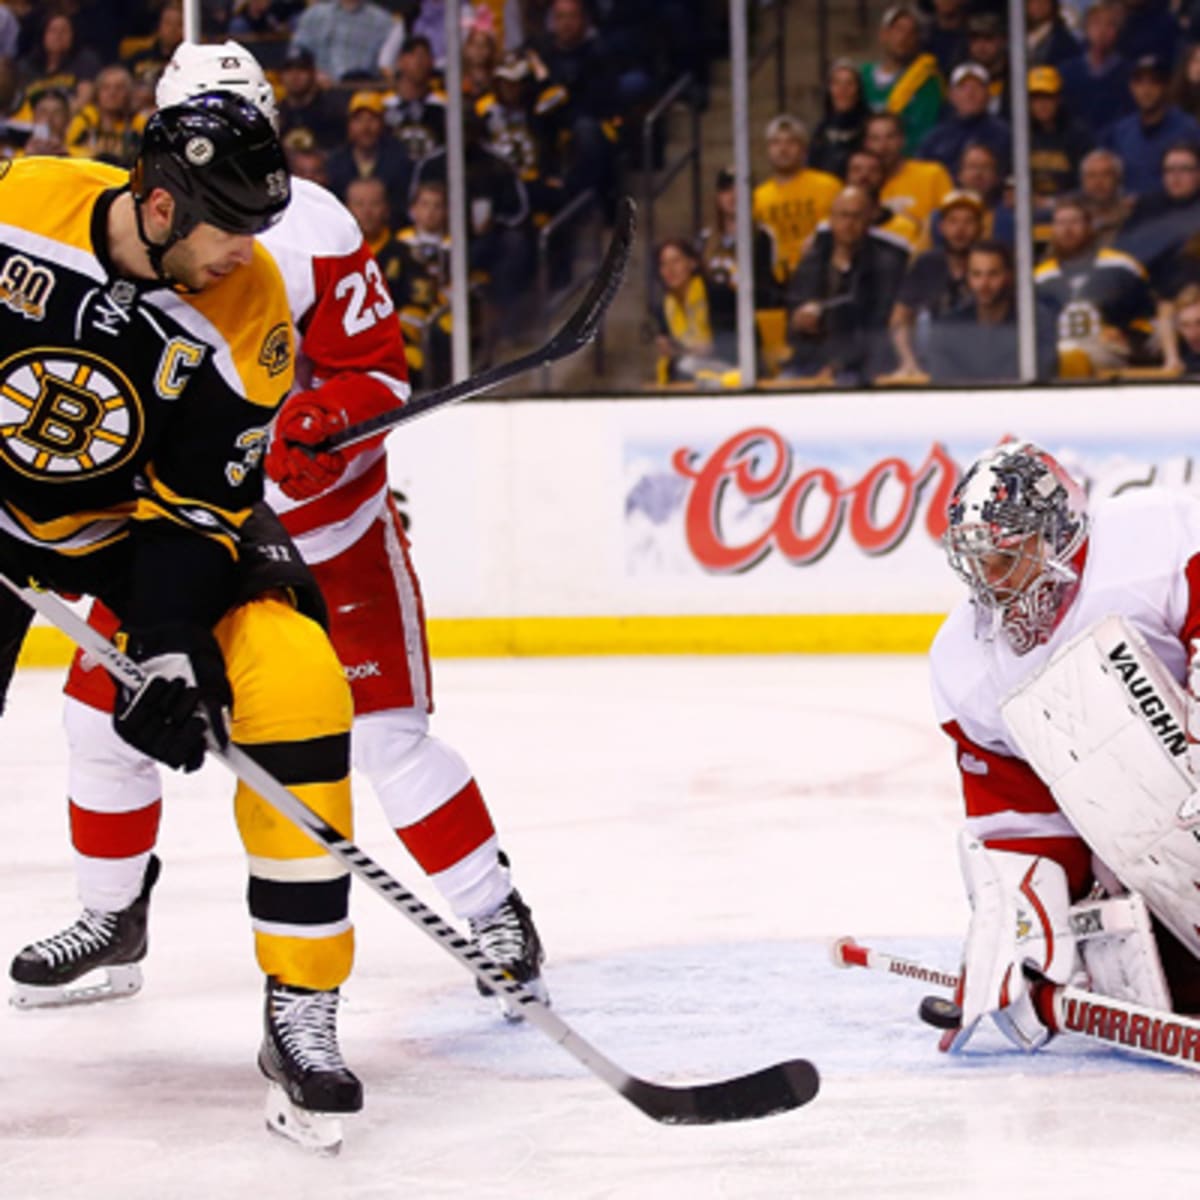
[470,893,539,974]
[29,910,119,967]
[270,987,347,1072]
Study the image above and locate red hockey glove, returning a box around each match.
[265,393,349,501]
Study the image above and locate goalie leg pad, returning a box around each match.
[951,833,1078,1053]
[1001,615,1200,960]
[1078,891,1173,1011]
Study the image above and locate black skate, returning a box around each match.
[258,977,362,1155]
[470,886,549,1021]
[10,855,160,1008]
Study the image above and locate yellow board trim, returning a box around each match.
[18,614,946,667]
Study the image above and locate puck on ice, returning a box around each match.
[918,995,962,1029]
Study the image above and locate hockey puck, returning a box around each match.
[918,995,963,1030]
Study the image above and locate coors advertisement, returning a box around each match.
[624,425,1199,601]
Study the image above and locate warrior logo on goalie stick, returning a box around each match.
[0,347,143,480]
[1105,641,1188,757]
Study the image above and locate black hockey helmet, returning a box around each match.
[132,90,290,241]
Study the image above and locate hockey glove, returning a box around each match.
[113,624,231,773]
[265,392,349,501]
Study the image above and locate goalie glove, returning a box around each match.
[948,833,1078,1053]
[113,624,231,773]
[264,391,349,501]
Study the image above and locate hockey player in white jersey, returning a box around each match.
[930,439,1200,1053]
[9,41,547,1144]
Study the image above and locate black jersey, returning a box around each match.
[0,157,294,624]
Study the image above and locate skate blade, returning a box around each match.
[494,975,550,1023]
[263,1083,345,1156]
[10,963,143,1009]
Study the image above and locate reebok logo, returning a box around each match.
[344,661,382,681]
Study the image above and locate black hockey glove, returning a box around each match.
[113,624,232,773]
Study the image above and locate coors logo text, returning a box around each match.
[671,430,958,573]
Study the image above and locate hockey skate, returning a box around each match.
[469,885,549,1021]
[258,977,362,1155]
[10,855,160,1008]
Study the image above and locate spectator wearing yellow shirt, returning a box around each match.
[65,65,147,168]
[863,110,953,234]
[845,148,924,251]
[751,114,842,288]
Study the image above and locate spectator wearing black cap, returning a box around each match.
[1028,65,1095,198]
[1058,1,1135,136]
[383,36,448,163]
[808,59,870,179]
[1101,54,1200,195]
[860,5,944,154]
[917,61,1011,172]
[327,90,415,219]
[292,0,397,82]
[963,13,1010,115]
[278,45,349,152]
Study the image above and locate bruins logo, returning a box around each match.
[258,321,291,377]
[0,347,143,480]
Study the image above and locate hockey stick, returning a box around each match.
[832,936,1200,1075]
[3,575,818,1124]
[318,195,638,453]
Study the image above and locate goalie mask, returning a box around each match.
[944,442,1088,655]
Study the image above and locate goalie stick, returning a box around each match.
[318,195,638,454]
[832,936,1200,1075]
[2,574,818,1124]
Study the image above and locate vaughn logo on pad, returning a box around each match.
[1105,641,1188,757]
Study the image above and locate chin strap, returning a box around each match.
[132,195,189,287]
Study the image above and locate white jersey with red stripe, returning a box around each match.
[259,177,411,564]
[930,487,1200,887]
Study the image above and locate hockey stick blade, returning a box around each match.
[621,1058,820,1125]
[322,195,637,453]
[2,573,818,1126]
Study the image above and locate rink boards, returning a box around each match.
[19,384,1200,664]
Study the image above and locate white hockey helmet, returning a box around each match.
[156,41,278,131]
[944,440,1088,654]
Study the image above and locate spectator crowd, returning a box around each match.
[1,0,718,388]
[652,0,1200,389]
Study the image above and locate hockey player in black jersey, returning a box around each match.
[0,92,362,1153]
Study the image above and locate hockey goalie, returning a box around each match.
[929,438,1200,1052]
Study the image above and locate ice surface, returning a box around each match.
[1,657,1194,1200]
